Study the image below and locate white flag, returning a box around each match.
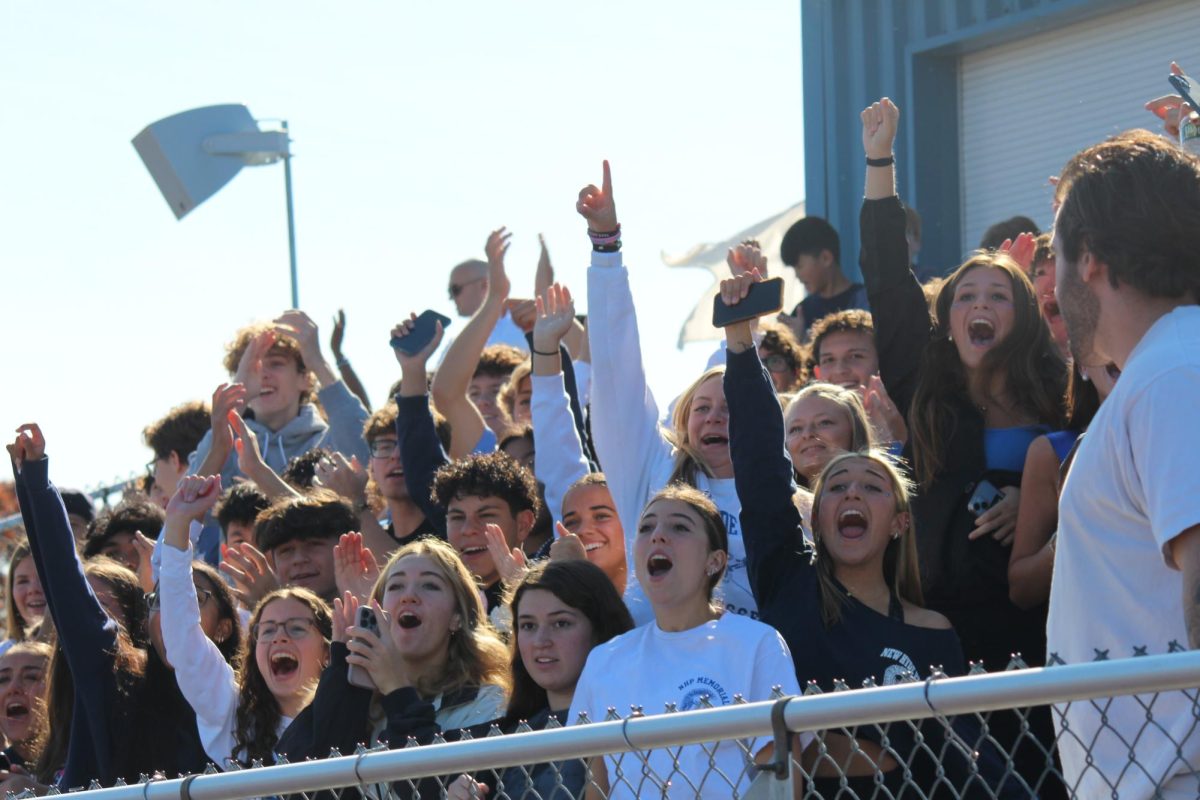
[664,202,808,348]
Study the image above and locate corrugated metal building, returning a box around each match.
[801,0,1200,277]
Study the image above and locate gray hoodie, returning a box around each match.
[187,380,370,487]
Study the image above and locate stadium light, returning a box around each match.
[132,104,300,307]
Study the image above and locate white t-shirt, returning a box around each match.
[569,613,802,799]
[1048,306,1200,799]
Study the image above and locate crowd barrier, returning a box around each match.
[29,648,1200,799]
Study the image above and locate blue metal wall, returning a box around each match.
[801,0,1136,277]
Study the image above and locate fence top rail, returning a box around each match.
[47,648,1200,800]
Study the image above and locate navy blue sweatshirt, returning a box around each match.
[725,348,1026,797]
[13,458,205,788]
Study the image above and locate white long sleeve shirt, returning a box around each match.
[160,544,291,768]
[587,251,757,623]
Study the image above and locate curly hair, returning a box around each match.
[281,448,332,490]
[83,499,165,559]
[805,309,875,380]
[143,401,211,462]
[371,539,511,699]
[1055,128,1200,300]
[222,323,313,405]
[233,587,332,766]
[475,344,527,379]
[432,451,540,519]
[362,403,398,445]
[757,320,806,392]
[909,253,1066,484]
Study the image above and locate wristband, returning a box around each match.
[587,224,621,245]
[866,155,894,167]
[592,241,621,253]
[531,347,560,357]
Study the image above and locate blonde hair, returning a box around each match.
[499,360,533,422]
[809,450,922,627]
[666,366,726,486]
[784,383,875,485]
[372,538,511,699]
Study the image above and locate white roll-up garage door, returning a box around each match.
[959,0,1200,254]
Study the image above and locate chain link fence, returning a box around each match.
[20,649,1200,800]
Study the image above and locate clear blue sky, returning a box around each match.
[0,2,805,490]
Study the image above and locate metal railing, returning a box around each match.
[34,649,1200,800]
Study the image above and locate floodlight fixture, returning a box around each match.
[132,104,300,307]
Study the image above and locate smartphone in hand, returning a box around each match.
[390,310,452,356]
[712,278,785,329]
[347,605,385,690]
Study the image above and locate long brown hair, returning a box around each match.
[666,366,726,485]
[371,538,511,700]
[5,541,36,641]
[233,587,332,766]
[810,451,923,627]
[1,641,52,764]
[909,254,1066,484]
[504,561,633,723]
[36,558,148,784]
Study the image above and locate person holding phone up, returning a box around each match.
[275,538,508,771]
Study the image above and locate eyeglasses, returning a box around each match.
[145,587,213,612]
[252,617,320,643]
[369,439,399,459]
[763,354,793,374]
[448,276,486,299]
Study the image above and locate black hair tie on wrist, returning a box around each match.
[866,155,895,167]
[532,347,560,357]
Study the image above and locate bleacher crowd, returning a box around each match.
[4,86,1200,800]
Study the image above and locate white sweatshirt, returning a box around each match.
[160,544,291,768]
[530,371,591,525]
[587,251,757,623]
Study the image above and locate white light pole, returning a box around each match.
[133,104,300,307]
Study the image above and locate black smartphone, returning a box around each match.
[711,277,785,328]
[390,310,452,356]
[967,480,1005,517]
[347,605,383,690]
[1169,71,1200,117]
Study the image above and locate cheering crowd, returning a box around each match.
[4,89,1200,800]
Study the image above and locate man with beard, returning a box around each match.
[1048,128,1200,800]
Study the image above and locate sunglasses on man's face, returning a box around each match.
[448,276,487,299]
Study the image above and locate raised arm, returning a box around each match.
[719,265,810,608]
[859,98,930,417]
[432,230,510,459]
[8,426,119,686]
[393,314,450,537]
[581,161,674,537]
[275,310,370,463]
[161,475,242,765]
[531,284,591,523]
[330,309,373,411]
